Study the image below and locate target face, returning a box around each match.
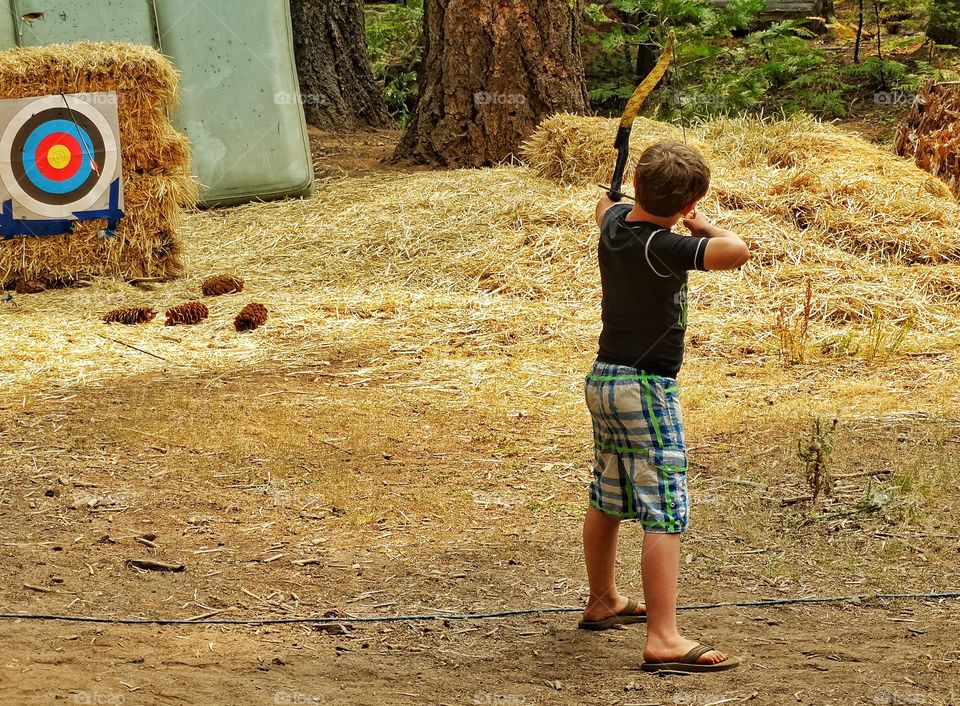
[0,93,122,222]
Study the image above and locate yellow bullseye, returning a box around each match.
[46,144,72,170]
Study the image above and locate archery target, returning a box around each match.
[0,93,122,221]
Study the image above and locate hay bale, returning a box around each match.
[0,170,196,285]
[698,114,834,167]
[520,113,690,187]
[895,81,960,200]
[769,132,951,198]
[0,42,179,111]
[121,118,192,174]
[0,42,194,288]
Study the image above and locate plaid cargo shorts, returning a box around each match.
[585,361,689,533]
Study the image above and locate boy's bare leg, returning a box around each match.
[582,507,645,620]
[641,531,727,664]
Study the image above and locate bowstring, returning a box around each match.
[670,39,697,222]
[671,35,688,147]
[60,93,100,176]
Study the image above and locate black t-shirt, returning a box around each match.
[597,204,709,378]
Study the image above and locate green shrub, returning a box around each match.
[366,1,423,126]
[583,2,941,121]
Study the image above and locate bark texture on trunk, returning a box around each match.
[396,0,589,167]
[290,0,391,130]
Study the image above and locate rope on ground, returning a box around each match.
[1,591,958,626]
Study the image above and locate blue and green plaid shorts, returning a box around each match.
[585,361,689,533]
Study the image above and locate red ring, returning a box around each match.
[34,132,83,181]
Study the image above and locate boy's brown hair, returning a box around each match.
[633,141,711,217]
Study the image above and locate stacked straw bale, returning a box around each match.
[0,42,196,288]
[895,81,960,200]
[521,113,694,187]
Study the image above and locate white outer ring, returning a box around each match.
[0,94,119,219]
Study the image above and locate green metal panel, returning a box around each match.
[0,0,313,206]
[154,0,313,206]
[0,1,16,49]
[11,0,157,46]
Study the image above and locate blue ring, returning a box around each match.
[21,119,95,195]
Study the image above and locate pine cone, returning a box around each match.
[234,303,268,332]
[202,274,244,297]
[103,306,158,325]
[165,301,209,326]
[15,279,45,294]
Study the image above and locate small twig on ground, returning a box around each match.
[186,608,232,621]
[126,559,184,572]
[834,468,893,480]
[291,558,324,566]
[23,583,53,593]
[97,334,167,361]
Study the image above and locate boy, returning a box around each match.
[578,141,749,673]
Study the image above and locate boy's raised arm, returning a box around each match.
[683,211,751,271]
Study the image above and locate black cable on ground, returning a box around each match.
[1,591,958,627]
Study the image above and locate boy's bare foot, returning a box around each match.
[643,637,728,665]
[582,594,646,622]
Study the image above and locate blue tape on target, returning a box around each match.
[1,178,124,239]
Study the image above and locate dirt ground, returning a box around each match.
[2,132,960,706]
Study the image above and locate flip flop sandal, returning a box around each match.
[577,597,647,631]
[641,644,741,673]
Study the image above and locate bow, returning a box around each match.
[604,31,676,202]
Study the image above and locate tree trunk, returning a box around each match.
[395,0,589,167]
[854,0,864,63]
[289,0,391,130]
[929,0,960,45]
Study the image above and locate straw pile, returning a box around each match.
[895,81,960,200]
[0,42,196,289]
